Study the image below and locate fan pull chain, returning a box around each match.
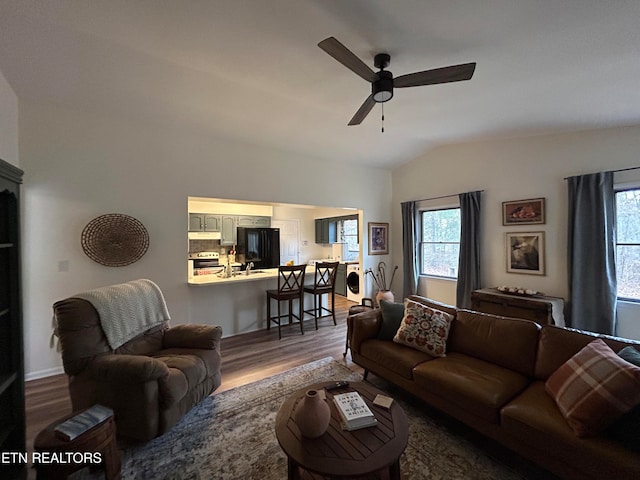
[381,103,385,133]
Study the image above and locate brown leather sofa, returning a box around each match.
[350,295,640,479]
[54,296,222,441]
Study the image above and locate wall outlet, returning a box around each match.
[58,260,69,272]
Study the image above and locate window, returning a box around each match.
[616,188,640,300]
[340,218,359,254]
[420,208,461,278]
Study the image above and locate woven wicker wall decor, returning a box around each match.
[81,213,149,266]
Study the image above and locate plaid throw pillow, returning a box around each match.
[393,299,454,357]
[545,339,640,437]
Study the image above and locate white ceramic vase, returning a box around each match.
[292,389,331,438]
[376,290,395,306]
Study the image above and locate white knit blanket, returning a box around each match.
[74,279,171,350]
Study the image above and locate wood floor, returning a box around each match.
[24,295,362,462]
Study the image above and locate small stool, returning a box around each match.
[33,412,121,480]
[344,298,375,357]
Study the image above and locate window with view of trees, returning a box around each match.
[420,208,461,278]
[616,188,640,301]
[340,218,359,254]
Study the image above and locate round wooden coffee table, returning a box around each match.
[275,381,408,479]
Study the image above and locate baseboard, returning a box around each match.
[25,366,65,382]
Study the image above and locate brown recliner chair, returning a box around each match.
[53,279,222,441]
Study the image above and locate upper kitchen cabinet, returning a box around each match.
[220,216,237,246]
[237,215,271,227]
[189,213,203,231]
[315,218,337,244]
[204,215,221,231]
[188,214,221,232]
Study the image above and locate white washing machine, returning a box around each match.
[346,263,362,303]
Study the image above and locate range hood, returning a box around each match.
[188,231,222,240]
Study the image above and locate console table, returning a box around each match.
[471,288,565,326]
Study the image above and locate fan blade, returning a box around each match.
[348,95,376,126]
[318,37,377,83]
[394,62,476,88]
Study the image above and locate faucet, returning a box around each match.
[246,262,254,275]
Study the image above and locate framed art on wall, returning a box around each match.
[502,198,545,225]
[368,222,389,255]
[506,231,545,275]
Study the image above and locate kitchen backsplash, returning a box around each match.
[189,239,222,253]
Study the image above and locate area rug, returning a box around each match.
[78,357,553,479]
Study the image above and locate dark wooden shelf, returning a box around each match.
[0,158,25,479]
[0,372,17,396]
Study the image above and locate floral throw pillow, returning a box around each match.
[393,299,454,357]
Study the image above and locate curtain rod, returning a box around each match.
[564,166,640,180]
[406,189,485,204]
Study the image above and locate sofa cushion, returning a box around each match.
[448,310,541,377]
[545,339,640,437]
[534,324,640,380]
[502,381,640,478]
[360,339,434,379]
[406,295,457,318]
[607,346,640,451]
[153,348,220,389]
[413,352,531,423]
[393,299,454,357]
[377,300,405,340]
[158,368,189,408]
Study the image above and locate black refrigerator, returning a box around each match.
[236,227,281,269]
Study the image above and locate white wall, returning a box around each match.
[392,125,640,339]
[0,68,18,166]
[19,100,392,379]
[272,204,352,262]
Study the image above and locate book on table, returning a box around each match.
[54,404,114,441]
[333,391,378,431]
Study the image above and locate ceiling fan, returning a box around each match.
[318,37,476,126]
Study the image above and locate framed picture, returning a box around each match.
[368,222,389,255]
[502,198,545,225]
[506,232,545,275]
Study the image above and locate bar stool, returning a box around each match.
[303,261,339,329]
[266,265,307,339]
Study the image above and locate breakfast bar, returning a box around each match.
[187,265,330,338]
[188,267,305,286]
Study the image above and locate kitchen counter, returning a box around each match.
[188,266,316,286]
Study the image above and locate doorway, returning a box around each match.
[271,219,300,265]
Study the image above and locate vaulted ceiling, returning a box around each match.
[1,1,639,168]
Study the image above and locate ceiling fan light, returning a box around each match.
[372,71,394,103]
[373,90,393,102]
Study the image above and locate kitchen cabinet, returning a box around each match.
[0,159,25,480]
[315,218,337,244]
[335,263,347,296]
[189,213,204,231]
[189,214,221,232]
[237,215,271,227]
[220,216,237,246]
[204,215,221,231]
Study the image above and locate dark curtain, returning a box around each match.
[567,171,617,334]
[401,201,418,299]
[456,191,482,308]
